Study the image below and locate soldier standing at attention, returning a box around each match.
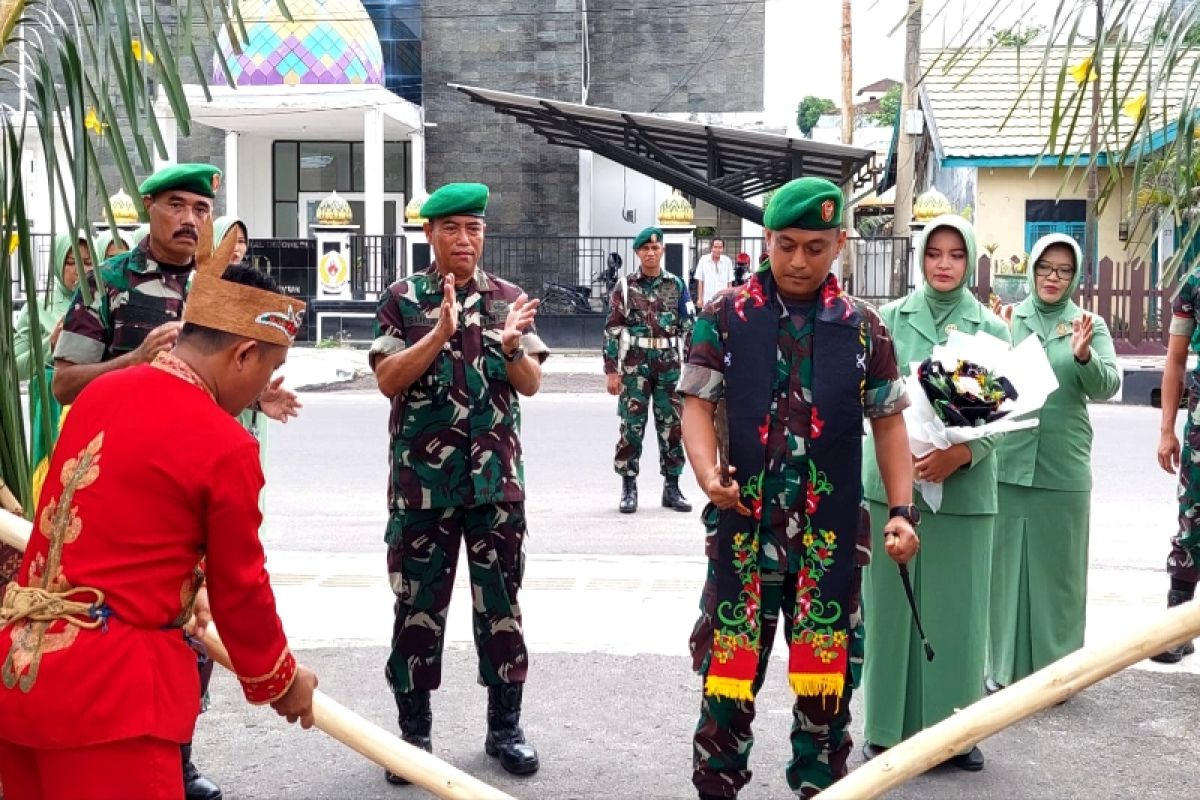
[370,182,548,782]
[1154,265,1200,662]
[604,226,695,514]
[681,178,919,799]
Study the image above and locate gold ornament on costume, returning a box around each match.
[913,187,952,222]
[108,188,139,225]
[315,190,354,226]
[404,194,428,224]
[657,189,695,225]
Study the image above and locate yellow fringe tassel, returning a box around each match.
[704,676,755,701]
[788,672,845,699]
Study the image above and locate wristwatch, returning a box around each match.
[503,346,526,363]
[888,504,921,526]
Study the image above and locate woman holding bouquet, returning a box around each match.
[986,234,1119,691]
[861,213,1009,770]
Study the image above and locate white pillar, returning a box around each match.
[224,131,240,218]
[155,115,178,171]
[409,127,426,198]
[364,108,385,237]
[578,150,593,237]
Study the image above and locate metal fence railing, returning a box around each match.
[7,233,56,310]
[347,234,405,297]
[480,235,637,313]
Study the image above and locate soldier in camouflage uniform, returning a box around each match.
[604,226,695,514]
[370,182,548,781]
[679,178,919,800]
[51,163,229,800]
[1154,270,1200,662]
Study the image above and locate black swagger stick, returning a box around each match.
[898,563,935,662]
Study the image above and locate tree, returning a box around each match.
[796,96,837,138]
[938,0,1200,285]
[867,84,902,127]
[987,23,1044,47]
[1,1,258,513]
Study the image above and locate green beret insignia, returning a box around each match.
[421,183,489,220]
[763,177,844,231]
[633,226,664,249]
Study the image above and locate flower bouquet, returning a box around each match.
[903,330,1059,512]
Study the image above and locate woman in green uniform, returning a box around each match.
[13,232,94,501]
[861,213,1009,771]
[92,228,132,264]
[986,234,1120,692]
[213,215,270,457]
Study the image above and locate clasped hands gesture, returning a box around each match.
[433,274,539,355]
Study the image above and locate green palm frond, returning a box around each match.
[0,1,262,513]
[927,0,1200,287]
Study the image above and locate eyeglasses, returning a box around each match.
[1033,262,1076,279]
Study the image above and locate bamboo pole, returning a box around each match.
[0,509,514,800]
[817,598,1200,799]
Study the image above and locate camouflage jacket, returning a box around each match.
[678,281,908,572]
[371,265,550,511]
[602,269,694,373]
[54,242,191,365]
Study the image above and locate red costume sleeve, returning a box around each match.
[204,437,297,705]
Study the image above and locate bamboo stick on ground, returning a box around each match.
[816,598,1200,799]
[0,509,514,800]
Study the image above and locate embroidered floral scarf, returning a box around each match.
[705,268,866,702]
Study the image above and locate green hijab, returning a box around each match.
[92,229,133,267]
[129,223,150,247]
[50,232,92,303]
[916,214,978,329]
[213,216,248,266]
[1022,233,1084,339]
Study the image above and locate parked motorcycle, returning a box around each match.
[540,252,623,314]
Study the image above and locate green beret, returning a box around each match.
[763,177,843,231]
[139,163,222,199]
[633,226,664,249]
[421,182,489,219]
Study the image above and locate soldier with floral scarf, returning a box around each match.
[679,177,919,800]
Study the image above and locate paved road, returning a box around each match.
[191,391,1199,799]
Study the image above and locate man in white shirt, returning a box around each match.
[694,239,733,306]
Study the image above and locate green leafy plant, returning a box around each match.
[1,1,279,514]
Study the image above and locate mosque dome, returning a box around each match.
[404,194,428,225]
[657,189,695,226]
[212,0,385,88]
[316,190,354,226]
[109,188,140,225]
[913,187,953,223]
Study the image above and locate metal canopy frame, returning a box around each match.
[451,84,877,225]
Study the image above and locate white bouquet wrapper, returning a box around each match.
[903,330,1059,512]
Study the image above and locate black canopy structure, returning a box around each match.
[451,84,879,225]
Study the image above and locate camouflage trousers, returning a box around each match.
[691,569,856,799]
[1170,391,1200,583]
[614,346,685,478]
[385,502,528,695]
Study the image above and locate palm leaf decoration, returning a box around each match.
[917,0,1200,286]
[0,1,286,516]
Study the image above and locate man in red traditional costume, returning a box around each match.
[0,254,317,800]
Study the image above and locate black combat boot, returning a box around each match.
[619,476,638,514]
[484,684,539,775]
[181,743,222,800]
[662,476,692,512]
[1151,588,1196,663]
[384,689,433,785]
